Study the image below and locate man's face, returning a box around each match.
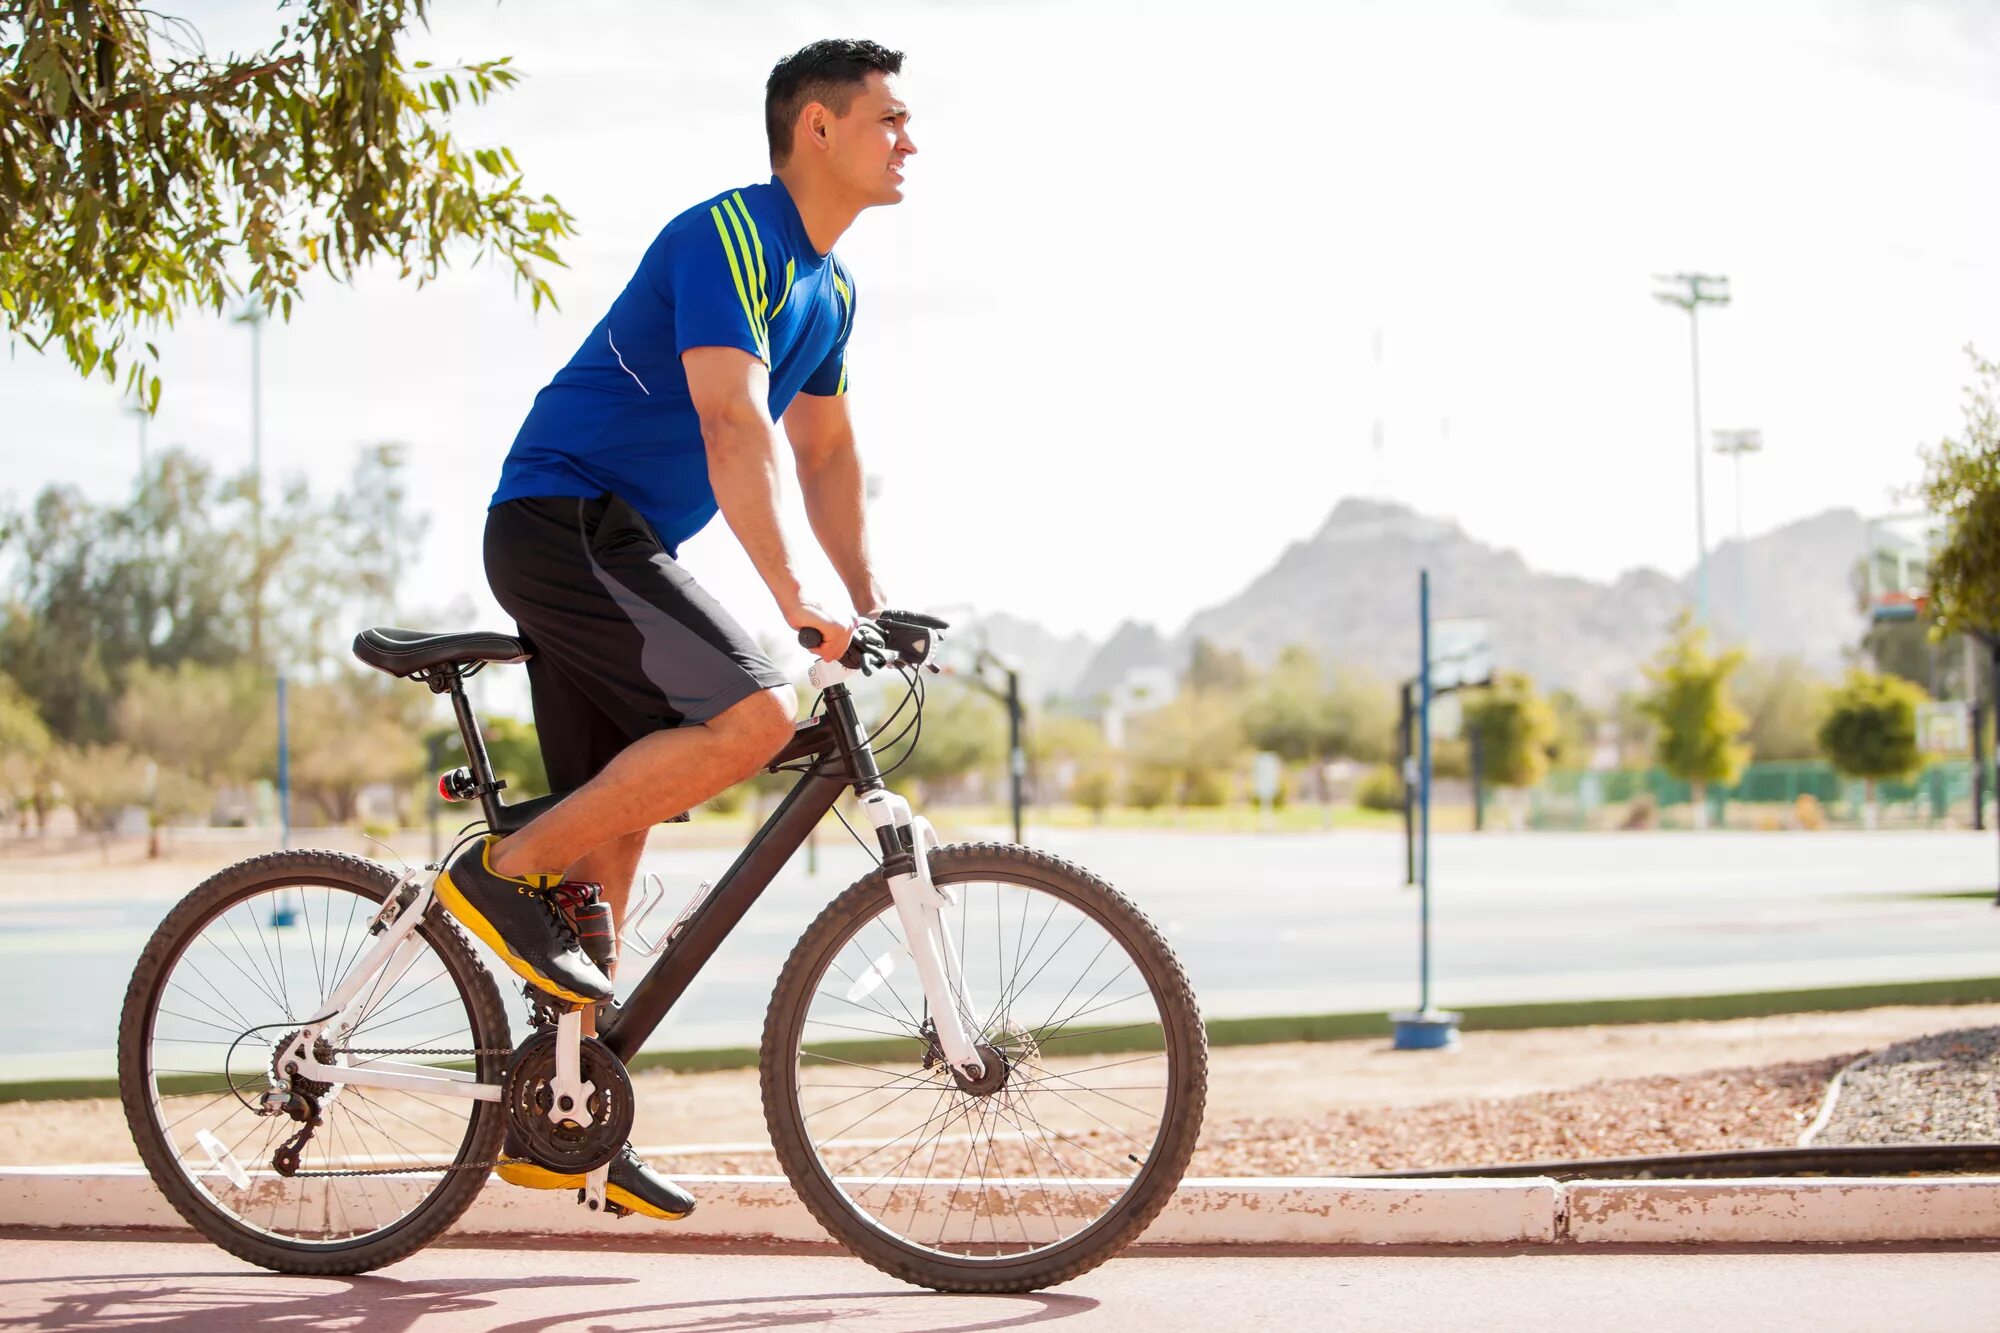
[822,72,916,206]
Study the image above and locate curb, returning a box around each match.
[3,1168,1996,1246]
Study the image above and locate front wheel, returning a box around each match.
[762,842,1207,1292]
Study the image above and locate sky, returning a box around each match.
[5,0,1999,660]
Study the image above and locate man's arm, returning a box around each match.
[783,390,884,617]
[682,345,851,659]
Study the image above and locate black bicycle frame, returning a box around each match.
[430,667,900,1068]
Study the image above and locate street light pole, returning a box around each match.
[1712,428,1763,640]
[1654,273,1731,629]
[234,303,267,664]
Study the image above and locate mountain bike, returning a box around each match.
[117,611,1207,1291]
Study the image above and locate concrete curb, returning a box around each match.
[4,1168,1997,1246]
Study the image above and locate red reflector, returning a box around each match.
[438,774,462,802]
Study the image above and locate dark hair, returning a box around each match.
[765,39,905,166]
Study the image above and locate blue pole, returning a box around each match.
[1418,569,1432,1013]
[276,673,291,850]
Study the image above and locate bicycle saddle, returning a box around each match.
[352,627,531,677]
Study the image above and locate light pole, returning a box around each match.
[234,303,267,664]
[1654,273,1731,628]
[1712,428,1763,640]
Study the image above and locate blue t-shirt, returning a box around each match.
[492,176,855,555]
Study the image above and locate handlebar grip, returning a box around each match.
[797,628,824,650]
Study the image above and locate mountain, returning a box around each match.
[945,611,1099,701]
[1053,499,1872,704]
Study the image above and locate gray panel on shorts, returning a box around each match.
[584,542,761,725]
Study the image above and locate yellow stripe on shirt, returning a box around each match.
[708,205,766,363]
[720,195,769,351]
[770,257,796,319]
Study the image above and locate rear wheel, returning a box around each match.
[762,842,1206,1292]
[117,850,510,1274]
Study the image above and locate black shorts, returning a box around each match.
[483,495,789,791]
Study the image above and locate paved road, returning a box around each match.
[4,1232,1998,1331]
[7,829,1999,1077]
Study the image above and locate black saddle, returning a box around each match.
[352,627,530,678]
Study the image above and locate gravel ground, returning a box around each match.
[1814,1026,2000,1146]
[627,1054,1852,1178]
[19,1008,1999,1174]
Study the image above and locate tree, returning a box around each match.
[1239,646,1397,808]
[1921,346,2000,640]
[286,671,425,823]
[888,681,1005,802]
[1462,671,1560,790]
[1545,688,1602,771]
[0,670,52,830]
[2,1,573,407]
[1736,657,1832,762]
[1182,637,1251,695]
[114,661,269,785]
[1129,690,1246,808]
[1637,615,1750,828]
[1818,669,1927,827]
[0,443,431,736]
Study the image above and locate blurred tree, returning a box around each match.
[1069,761,1118,819]
[1,0,573,408]
[49,740,149,836]
[1736,657,1833,762]
[114,661,269,786]
[1182,637,1251,695]
[887,680,1004,802]
[1463,671,1560,790]
[0,444,429,736]
[1637,614,1750,827]
[1240,646,1397,805]
[0,670,53,831]
[1545,688,1601,771]
[1818,669,1927,827]
[287,672,425,823]
[1920,346,2000,640]
[1130,691,1246,807]
[434,713,548,801]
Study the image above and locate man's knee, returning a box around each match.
[714,684,797,762]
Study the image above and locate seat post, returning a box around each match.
[435,667,506,830]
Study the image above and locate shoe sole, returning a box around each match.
[496,1161,693,1220]
[435,867,604,1007]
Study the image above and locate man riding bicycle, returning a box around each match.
[436,38,916,1220]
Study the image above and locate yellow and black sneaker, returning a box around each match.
[436,835,611,1006]
[498,1141,696,1220]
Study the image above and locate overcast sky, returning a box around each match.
[5,0,1998,661]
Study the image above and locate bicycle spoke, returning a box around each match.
[786,870,1182,1264]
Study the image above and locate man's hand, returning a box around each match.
[789,599,855,662]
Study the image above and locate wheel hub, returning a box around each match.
[948,1041,1010,1097]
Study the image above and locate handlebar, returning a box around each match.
[797,611,946,675]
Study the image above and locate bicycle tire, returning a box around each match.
[117,849,510,1274]
[761,841,1206,1292]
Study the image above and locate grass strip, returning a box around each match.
[9,975,2000,1104]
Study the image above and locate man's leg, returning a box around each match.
[491,684,795,880]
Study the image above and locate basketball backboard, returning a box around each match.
[1865,512,1943,623]
[1430,618,1493,692]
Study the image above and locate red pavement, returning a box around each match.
[3,1230,1999,1331]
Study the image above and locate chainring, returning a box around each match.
[502,1028,633,1174]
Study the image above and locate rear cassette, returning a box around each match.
[503,1028,633,1173]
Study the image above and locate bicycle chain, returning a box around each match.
[279,1046,518,1178]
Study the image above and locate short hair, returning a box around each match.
[765,39,905,167]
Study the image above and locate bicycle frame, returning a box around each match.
[279,662,982,1109]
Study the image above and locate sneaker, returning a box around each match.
[435,835,612,1006]
[497,1141,696,1220]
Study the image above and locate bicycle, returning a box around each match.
[117,611,1207,1291]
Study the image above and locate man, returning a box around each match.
[437,38,915,1219]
